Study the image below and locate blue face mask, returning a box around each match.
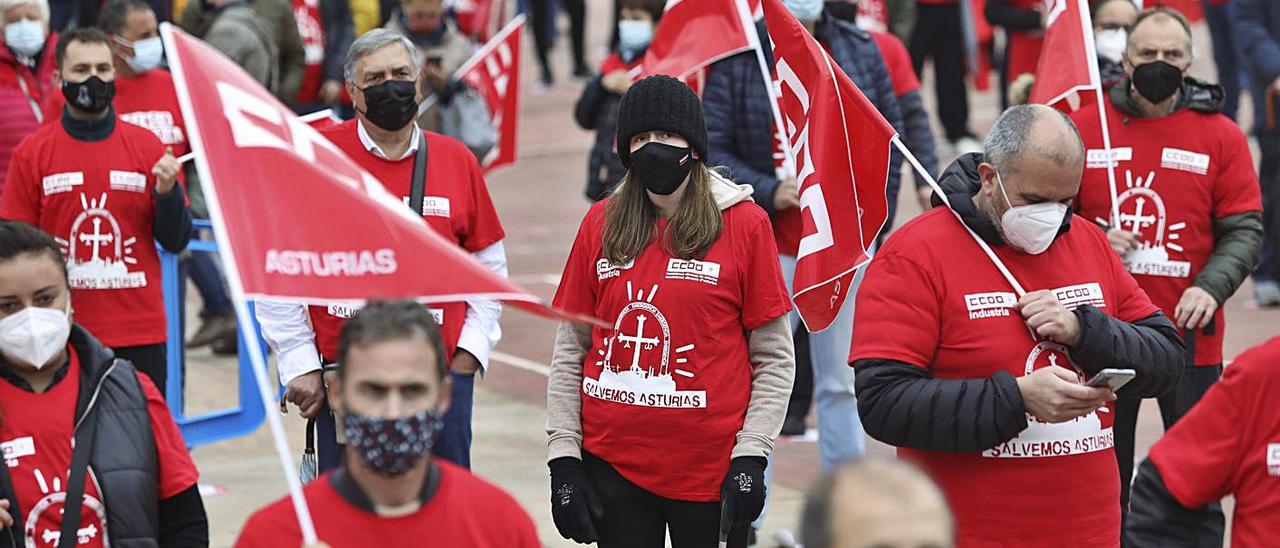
[617,20,653,54]
[4,19,46,58]
[783,0,824,22]
[120,35,164,73]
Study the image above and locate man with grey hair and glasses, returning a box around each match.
[849,104,1184,546]
[254,29,508,474]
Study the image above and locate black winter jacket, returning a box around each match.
[854,154,1186,453]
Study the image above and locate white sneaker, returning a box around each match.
[952,136,984,155]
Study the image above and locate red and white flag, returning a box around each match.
[1029,0,1120,224]
[761,0,896,331]
[451,0,505,41]
[1029,0,1097,110]
[639,0,752,81]
[161,24,559,315]
[457,15,523,173]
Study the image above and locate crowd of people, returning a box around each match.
[0,0,1278,547]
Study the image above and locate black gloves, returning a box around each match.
[549,457,604,544]
[719,456,768,529]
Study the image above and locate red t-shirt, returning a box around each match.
[553,200,791,500]
[294,0,326,104]
[0,119,171,347]
[234,460,540,548]
[0,346,199,548]
[1148,337,1280,548]
[849,208,1161,547]
[1072,102,1262,366]
[869,30,920,96]
[42,70,191,162]
[308,121,505,362]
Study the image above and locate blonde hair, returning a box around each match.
[602,163,723,265]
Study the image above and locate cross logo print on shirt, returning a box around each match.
[55,193,148,290]
[581,282,707,409]
[1108,170,1192,279]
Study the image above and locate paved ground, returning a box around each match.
[179,7,1278,547]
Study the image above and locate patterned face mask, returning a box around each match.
[342,408,443,476]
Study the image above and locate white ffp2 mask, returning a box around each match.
[0,303,71,370]
[995,172,1068,255]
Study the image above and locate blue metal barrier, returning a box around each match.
[160,220,267,447]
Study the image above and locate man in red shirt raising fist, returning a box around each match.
[0,27,192,398]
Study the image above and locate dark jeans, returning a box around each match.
[1115,363,1225,547]
[114,343,168,399]
[315,370,475,473]
[434,371,475,469]
[909,3,971,141]
[1254,128,1280,283]
[1201,0,1242,120]
[583,452,751,548]
[528,0,558,82]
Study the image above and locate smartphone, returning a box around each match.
[1086,368,1136,391]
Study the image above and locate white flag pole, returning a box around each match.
[1077,0,1121,226]
[735,0,797,179]
[894,136,1028,297]
[159,23,319,544]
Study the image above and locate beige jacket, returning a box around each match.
[545,171,796,463]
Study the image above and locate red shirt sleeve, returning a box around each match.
[460,151,505,253]
[136,372,200,499]
[1210,122,1263,218]
[872,31,920,96]
[0,139,40,223]
[848,250,941,366]
[551,207,603,317]
[40,93,62,126]
[738,211,791,330]
[1147,360,1248,508]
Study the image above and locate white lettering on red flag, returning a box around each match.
[761,0,896,331]
[457,15,524,173]
[162,24,563,316]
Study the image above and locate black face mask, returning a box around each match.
[359,79,419,131]
[1131,60,1183,104]
[824,1,859,23]
[62,76,115,113]
[631,141,694,195]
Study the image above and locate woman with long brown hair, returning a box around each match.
[545,75,795,548]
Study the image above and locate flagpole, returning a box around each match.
[734,0,797,179]
[893,137,1027,296]
[1077,0,1121,226]
[159,23,319,544]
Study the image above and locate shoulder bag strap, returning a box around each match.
[408,130,430,215]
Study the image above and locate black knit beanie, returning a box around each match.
[615,75,708,168]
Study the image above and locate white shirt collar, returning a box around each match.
[356,119,421,161]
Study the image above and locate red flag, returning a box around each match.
[761,0,896,331]
[452,0,505,41]
[160,24,560,317]
[457,15,523,173]
[1029,0,1097,110]
[638,0,752,81]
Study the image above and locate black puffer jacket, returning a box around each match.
[855,154,1186,453]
